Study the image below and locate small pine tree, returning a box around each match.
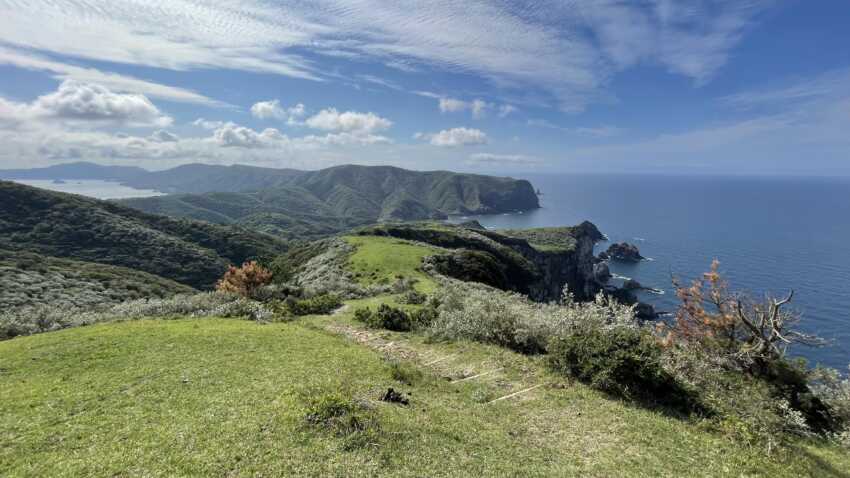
[215,261,272,298]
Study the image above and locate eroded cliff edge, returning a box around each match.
[355,221,605,302]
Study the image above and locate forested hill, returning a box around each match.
[0,181,287,289]
[118,164,540,239]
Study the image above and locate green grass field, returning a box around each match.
[2,314,848,477]
[343,235,440,294]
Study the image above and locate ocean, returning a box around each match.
[456,174,850,371]
[14,179,164,199]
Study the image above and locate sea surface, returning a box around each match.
[14,179,164,199]
[455,174,850,370]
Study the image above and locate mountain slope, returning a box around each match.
[0,161,146,181]
[0,181,287,289]
[0,162,304,194]
[119,164,540,236]
[122,163,304,193]
[0,249,195,309]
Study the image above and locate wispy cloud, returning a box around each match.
[527,119,623,137]
[0,1,771,112]
[0,46,228,108]
[467,153,541,165]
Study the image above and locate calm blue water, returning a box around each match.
[458,174,850,370]
[14,179,164,199]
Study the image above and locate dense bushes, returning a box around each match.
[548,327,698,413]
[0,249,194,309]
[0,293,273,340]
[354,304,413,332]
[280,294,342,316]
[429,277,635,355]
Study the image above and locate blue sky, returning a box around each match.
[0,0,849,175]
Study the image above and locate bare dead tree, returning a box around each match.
[734,290,826,365]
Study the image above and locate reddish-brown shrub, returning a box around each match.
[215,261,272,298]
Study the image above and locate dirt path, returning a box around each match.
[324,322,547,404]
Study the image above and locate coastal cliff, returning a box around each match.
[356,221,605,302]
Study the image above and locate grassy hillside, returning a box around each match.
[1,234,848,476]
[2,316,847,476]
[118,164,540,235]
[0,181,287,289]
[0,249,194,309]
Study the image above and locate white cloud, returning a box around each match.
[439,98,468,113]
[150,130,179,143]
[250,100,285,120]
[0,46,227,108]
[498,104,518,118]
[421,127,488,147]
[471,99,491,119]
[0,80,172,127]
[305,108,392,134]
[0,1,770,112]
[212,123,287,148]
[251,99,308,126]
[193,118,225,130]
[527,119,623,137]
[719,68,850,110]
[467,153,541,165]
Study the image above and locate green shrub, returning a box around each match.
[303,391,380,449]
[400,289,426,305]
[548,327,698,413]
[353,305,412,332]
[388,361,423,385]
[281,294,342,316]
[410,306,438,329]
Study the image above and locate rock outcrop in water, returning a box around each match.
[600,242,644,262]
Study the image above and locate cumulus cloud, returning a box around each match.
[212,123,287,148]
[250,99,306,122]
[0,80,172,127]
[420,127,488,147]
[435,96,513,119]
[305,108,392,134]
[467,153,542,165]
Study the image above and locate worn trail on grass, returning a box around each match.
[325,323,547,404]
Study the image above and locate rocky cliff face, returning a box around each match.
[358,221,605,303]
[500,221,604,302]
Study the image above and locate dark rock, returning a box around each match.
[604,285,637,305]
[458,220,486,230]
[604,242,644,262]
[622,278,642,290]
[596,251,609,261]
[634,302,658,320]
[593,262,612,283]
[380,388,409,405]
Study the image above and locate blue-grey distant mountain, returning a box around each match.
[0,162,147,181]
[0,161,303,193]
